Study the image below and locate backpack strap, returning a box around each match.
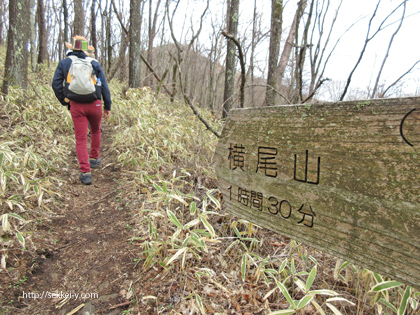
[65,56,77,83]
[85,57,98,77]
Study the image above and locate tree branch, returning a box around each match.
[222,31,246,108]
[340,0,381,100]
[111,0,128,35]
[382,59,420,98]
[175,59,220,138]
[371,0,406,98]
[302,78,331,103]
[139,53,173,97]
[246,84,292,104]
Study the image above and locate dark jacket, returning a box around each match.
[52,51,112,111]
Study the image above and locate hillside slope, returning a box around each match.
[0,56,418,314]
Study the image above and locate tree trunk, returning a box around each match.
[222,0,239,118]
[90,0,97,55]
[146,0,162,87]
[119,52,128,82]
[171,59,177,103]
[265,0,283,107]
[277,0,306,88]
[100,0,105,63]
[2,0,30,95]
[129,0,142,88]
[296,0,313,102]
[63,0,69,49]
[30,0,37,71]
[248,0,257,107]
[207,35,220,112]
[106,3,112,72]
[118,36,129,82]
[73,0,85,36]
[55,4,64,60]
[0,1,4,45]
[37,0,48,64]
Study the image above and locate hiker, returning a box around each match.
[52,35,112,185]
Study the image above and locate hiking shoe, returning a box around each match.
[79,172,92,185]
[89,157,101,169]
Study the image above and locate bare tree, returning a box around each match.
[165,0,182,101]
[146,0,162,87]
[265,0,283,107]
[0,0,5,45]
[2,0,31,95]
[37,0,48,64]
[222,31,245,108]
[371,0,407,98]
[62,0,69,48]
[380,59,420,98]
[277,0,307,89]
[129,0,142,88]
[106,2,112,72]
[183,1,209,97]
[294,0,314,103]
[247,0,269,107]
[339,0,407,101]
[99,0,106,63]
[30,0,37,71]
[207,15,225,112]
[90,0,98,55]
[248,0,257,106]
[110,0,131,82]
[222,0,239,118]
[73,0,85,36]
[166,0,209,101]
[306,0,343,99]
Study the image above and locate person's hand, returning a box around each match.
[103,109,111,119]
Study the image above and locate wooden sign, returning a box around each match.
[214,97,420,289]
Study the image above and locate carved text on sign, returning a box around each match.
[229,143,322,184]
[228,185,316,228]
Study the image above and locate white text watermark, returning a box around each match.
[22,291,99,300]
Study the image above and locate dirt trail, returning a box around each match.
[2,124,161,315]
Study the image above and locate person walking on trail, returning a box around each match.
[52,35,112,185]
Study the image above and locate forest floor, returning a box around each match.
[1,124,172,315]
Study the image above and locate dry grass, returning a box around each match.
[0,58,74,250]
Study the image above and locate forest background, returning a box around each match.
[1,0,419,117]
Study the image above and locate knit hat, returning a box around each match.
[65,35,89,51]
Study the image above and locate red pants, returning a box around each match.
[70,100,102,173]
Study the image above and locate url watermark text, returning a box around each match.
[22,291,98,300]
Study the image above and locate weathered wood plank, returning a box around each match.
[214,97,420,289]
